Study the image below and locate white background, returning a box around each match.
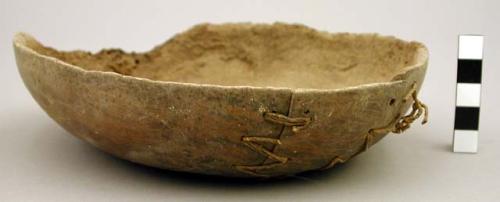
[1,0,499,201]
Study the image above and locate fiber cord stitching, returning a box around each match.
[365,84,428,150]
[322,84,428,170]
[235,94,313,177]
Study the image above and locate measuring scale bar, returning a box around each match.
[453,35,484,153]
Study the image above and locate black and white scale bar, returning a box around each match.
[453,35,484,153]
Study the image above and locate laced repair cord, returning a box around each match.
[234,112,312,177]
[234,136,288,177]
[320,156,347,170]
[366,84,428,149]
[241,136,288,163]
[392,90,428,133]
[322,84,429,170]
[263,112,312,132]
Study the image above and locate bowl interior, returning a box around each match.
[26,23,425,89]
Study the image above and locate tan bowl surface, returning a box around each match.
[14,23,428,177]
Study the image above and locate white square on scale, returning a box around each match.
[456,83,481,107]
[453,130,478,153]
[458,35,484,60]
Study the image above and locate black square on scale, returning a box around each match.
[457,59,482,83]
[454,107,480,130]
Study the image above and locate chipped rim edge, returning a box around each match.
[13,31,427,93]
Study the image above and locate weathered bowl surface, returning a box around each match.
[14,23,428,177]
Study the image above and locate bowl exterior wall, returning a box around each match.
[14,43,427,177]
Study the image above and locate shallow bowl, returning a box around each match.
[14,23,428,177]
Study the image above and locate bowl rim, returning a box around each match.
[13,29,427,93]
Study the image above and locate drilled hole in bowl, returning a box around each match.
[389,98,396,106]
